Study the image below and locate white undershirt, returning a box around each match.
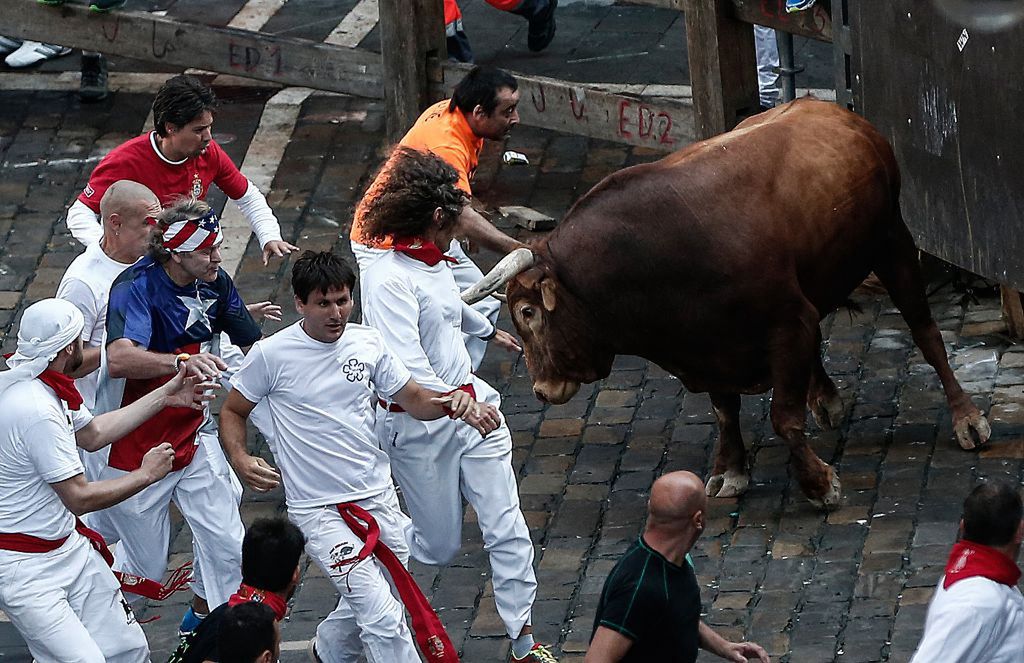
[56,241,134,409]
[0,381,92,539]
[230,321,410,508]
[361,251,493,393]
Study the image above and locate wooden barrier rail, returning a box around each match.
[440,63,696,150]
[0,0,384,98]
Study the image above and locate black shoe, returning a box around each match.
[527,0,557,52]
[80,52,108,102]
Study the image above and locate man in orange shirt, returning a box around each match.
[443,0,557,62]
[351,66,522,370]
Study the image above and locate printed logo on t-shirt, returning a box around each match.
[191,173,202,198]
[341,358,366,383]
[84,183,95,198]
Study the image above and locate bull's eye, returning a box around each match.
[520,306,535,321]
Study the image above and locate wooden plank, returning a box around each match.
[1001,286,1024,340]
[625,0,833,42]
[0,0,383,98]
[681,0,759,139]
[379,0,446,140]
[442,62,695,150]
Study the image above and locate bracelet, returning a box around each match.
[175,353,191,371]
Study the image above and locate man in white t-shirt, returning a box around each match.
[910,481,1024,663]
[219,250,500,662]
[358,147,555,663]
[0,298,212,663]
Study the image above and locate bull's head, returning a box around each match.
[463,248,612,404]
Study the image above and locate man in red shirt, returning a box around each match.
[351,66,522,369]
[66,74,298,266]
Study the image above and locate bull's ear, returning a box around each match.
[515,267,546,290]
[540,276,557,312]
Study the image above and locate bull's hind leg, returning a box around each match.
[808,329,844,430]
[706,393,750,498]
[770,303,842,509]
[872,211,991,449]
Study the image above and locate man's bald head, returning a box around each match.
[647,471,707,530]
[99,180,159,226]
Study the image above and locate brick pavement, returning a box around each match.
[1,3,1023,663]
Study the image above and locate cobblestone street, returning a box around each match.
[1,2,1022,662]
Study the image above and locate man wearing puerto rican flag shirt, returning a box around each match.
[910,481,1024,663]
[93,197,261,618]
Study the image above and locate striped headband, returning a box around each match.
[162,209,223,253]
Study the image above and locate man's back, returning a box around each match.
[910,575,1024,663]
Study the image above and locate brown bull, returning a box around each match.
[464,98,990,509]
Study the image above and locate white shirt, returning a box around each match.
[361,251,494,393]
[910,575,1024,663]
[230,321,411,509]
[56,241,134,409]
[0,380,92,539]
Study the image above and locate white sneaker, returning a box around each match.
[5,41,71,67]
[0,36,23,56]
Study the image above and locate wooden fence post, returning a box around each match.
[682,0,759,139]
[379,0,446,141]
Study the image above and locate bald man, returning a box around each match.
[58,180,162,412]
[586,472,770,663]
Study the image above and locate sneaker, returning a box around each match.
[0,36,23,56]
[527,0,557,52]
[79,52,108,102]
[177,606,206,637]
[4,41,72,68]
[785,0,817,12]
[510,643,559,663]
[89,0,126,13]
[306,637,322,663]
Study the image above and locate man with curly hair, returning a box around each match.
[359,147,556,663]
[351,66,522,371]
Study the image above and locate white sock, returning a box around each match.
[512,632,536,658]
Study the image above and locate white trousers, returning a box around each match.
[0,533,149,663]
[375,376,537,639]
[350,239,501,371]
[755,25,781,107]
[96,430,244,608]
[290,486,419,663]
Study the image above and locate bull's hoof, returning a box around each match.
[809,392,844,431]
[705,470,750,498]
[954,412,991,450]
[806,467,842,511]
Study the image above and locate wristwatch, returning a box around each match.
[175,353,191,371]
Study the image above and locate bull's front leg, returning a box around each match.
[706,392,750,498]
[770,308,842,510]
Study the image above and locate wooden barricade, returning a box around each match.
[0,0,383,98]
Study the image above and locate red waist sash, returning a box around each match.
[0,520,192,601]
[332,503,458,662]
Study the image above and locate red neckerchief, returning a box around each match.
[38,369,84,411]
[943,540,1022,589]
[393,237,458,267]
[229,583,288,621]
[333,503,458,662]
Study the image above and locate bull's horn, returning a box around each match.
[461,247,536,304]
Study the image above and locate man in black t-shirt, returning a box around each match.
[586,472,770,663]
[168,518,304,663]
